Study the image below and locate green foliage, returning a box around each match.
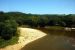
[1,20,17,40]
[0,11,75,39]
[4,12,75,28]
[0,11,18,40]
[0,36,19,48]
[0,11,75,47]
[0,11,75,48]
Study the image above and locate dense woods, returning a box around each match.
[0,11,75,40]
[0,11,17,40]
[5,11,75,27]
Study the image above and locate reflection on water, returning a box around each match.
[21,28,75,50]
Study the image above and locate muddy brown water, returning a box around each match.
[21,28,75,50]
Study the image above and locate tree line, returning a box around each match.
[0,11,75,40]
[6,12,75,27]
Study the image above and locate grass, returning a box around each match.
[0,36,19,48]
[0,28,20,48]
[45,26,64,30]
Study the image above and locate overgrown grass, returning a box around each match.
[0,28,20,48]
[0,35,19,48]
[45,26,64,30]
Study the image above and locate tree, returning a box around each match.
[0,20,17,40]
[63,14,73,27]
[0,11,18,40]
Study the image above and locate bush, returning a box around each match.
[0,20,17,40]
[0,12,18,40]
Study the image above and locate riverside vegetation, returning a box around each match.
[0,11,75,48]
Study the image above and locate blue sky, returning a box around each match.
[0,0,75,14]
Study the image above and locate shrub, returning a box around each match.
[0,20,17,40]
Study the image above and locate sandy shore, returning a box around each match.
[0,27,46,50]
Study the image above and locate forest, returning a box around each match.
[0,11,75,40]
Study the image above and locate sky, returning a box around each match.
[0,0,75,14]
